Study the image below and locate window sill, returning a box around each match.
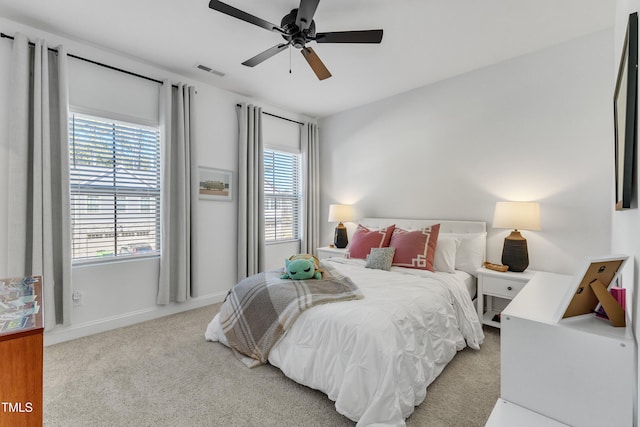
[72,253,159,268]
[266,239,300,246]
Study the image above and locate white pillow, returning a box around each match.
[440,232,486,275]
[433,236,459,273]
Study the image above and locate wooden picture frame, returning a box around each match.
[614,12,638,210]
[198,166,232,201]
[554,255,628,326]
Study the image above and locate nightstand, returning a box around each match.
[476,267,536,328]
[316,246,347,260]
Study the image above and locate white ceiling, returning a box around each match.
[0,0,614,118]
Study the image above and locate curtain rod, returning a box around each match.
[1,32,178,88]
[236,103,304,125]
[1,32,301,121]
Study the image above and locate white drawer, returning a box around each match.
[483,276,526,299]
[316,247,347,260]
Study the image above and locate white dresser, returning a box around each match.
[487,272,634,427]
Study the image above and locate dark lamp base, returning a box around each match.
[501,230,529,272]
[334,223,348,248]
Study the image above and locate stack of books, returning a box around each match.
[595,286,626,321]
[0,277,41,333]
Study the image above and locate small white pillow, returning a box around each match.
[445,233,486,275]
[433,236,459,273]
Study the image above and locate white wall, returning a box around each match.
[0,26,10,278]
[319,30,614,276]
[0,16,310,344]
[613,0,639,423]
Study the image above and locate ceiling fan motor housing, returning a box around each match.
[281,9,315,49]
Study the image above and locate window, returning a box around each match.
[264,149,301,242]
[69,112,160,261]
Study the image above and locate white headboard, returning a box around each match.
[359,218,486,234]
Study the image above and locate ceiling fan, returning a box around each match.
[208,0,383,80]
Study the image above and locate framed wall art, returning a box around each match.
[613,12,638,210]
[198,166,233,201]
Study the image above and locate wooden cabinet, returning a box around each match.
[490,272,634,427]
[0,277,43,427]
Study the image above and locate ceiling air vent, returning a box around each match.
[196,64,225,77]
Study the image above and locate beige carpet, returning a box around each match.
[43,304,500,426]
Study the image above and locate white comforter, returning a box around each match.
[206,258,484,426]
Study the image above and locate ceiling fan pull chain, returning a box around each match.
[289,45,292,74]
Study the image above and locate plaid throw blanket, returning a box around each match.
[219,262,363,367]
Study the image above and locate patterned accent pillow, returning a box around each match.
[365,247,396,271]
[389,224,441,271]
[346,224,396,259]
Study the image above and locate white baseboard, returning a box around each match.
[44,291,226,346]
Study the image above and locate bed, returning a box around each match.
[206,218,486,426]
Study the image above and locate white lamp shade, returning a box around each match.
[492,201,541,231]
[328,204,354,223]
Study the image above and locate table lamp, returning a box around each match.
[328,204,354,248]
[492,201,541,272]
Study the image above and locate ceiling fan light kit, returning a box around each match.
[209,0,383,80]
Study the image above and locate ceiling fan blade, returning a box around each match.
[315,29,383,44]
[209,0,283,33]
[242,43,290,67]
[301,47,331,80]
[296,0,320,31]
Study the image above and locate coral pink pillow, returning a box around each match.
[389,224,441,271]
[346,224,396,259]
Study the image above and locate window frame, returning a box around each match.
[68,108,161,264]
[263,145,303,244]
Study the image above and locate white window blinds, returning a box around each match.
[68,113,160,261]
[264,149,301,242]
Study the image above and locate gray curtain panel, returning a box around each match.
[157,82,197,305]
[236,104,265,280]
[7,33,72,329]
[302,123,320,255]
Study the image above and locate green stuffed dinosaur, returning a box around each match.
[280,254,323,280]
